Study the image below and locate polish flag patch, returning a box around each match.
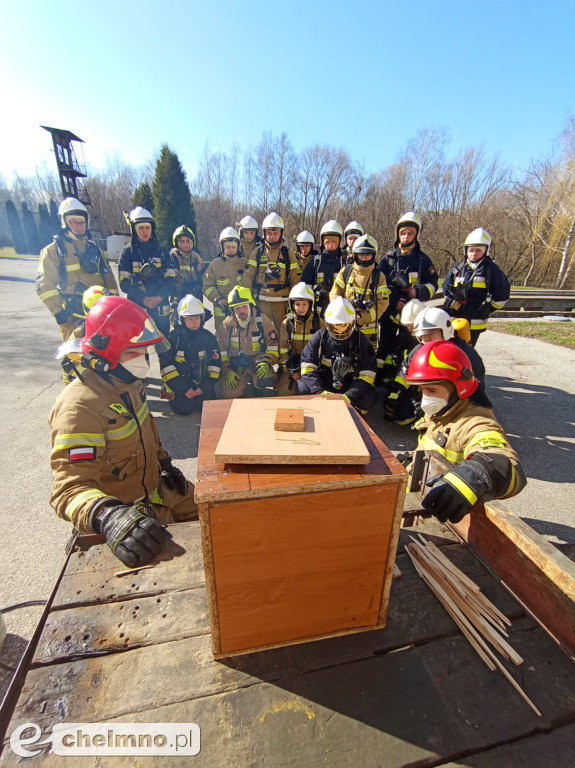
[69,447,96,461]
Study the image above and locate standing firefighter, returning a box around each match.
[237,215,261,262]
[37,198,117,341]
[217,286,279,399]
[202,227,247,331]
[342,221,364,264]
[405,340,526,524]
[245,212,300,334]
[443,228,510,347]
[294,230,317,274]
[298,296,377,414]
[301,220,345,318]
[159,295,221,415]
[276,282,323,396]
[330,234,390,351]
[118,207,175,335]
[49,296,198,567]
[170,225,204,302]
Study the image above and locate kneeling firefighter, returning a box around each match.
[216,286,279,399]
[297,296,377,413]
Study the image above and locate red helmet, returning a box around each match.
[82,296,166,368]
[405,340,478,399]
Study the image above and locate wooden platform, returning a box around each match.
[2,522,575,767]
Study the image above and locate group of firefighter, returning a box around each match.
[37,197,525,569]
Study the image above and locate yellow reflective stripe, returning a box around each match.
[107,402,149,442]
[301,363,317,374]
[443,471,478,505]
[388,391,399,401]
[119,270,132,280]
[395,376,407,387]
[424,283,436,298]
[221,352,229,362]
[464,430,508,456]
[334,276,345,288]
[66,263,80,272]
[217,278,230,285]
[66,489,107,520]
[470,319,488,330]
[55,432,106,450]
[204,286,217,298]
[472,279,487,288]
[39,289,61,300]
[491,299,507,309]
[418,433,464,463]
[163,370,179,382]
[501,464,517,499]
[149,487,162,505]
[359,373,375,385]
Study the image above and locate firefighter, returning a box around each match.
[159,295,221,414]
[118,207,175,335]
[383,306,486,426]
[217,286,279,399]
[237,215,261,262]
[301,220,345,319]
[443,228,510,347]
[37,198,118,341]
[330,234,390,351]
[298,296,377,413]
[377,298,424,383]
[294,230,317,273]
[405,340,526,523]
[377,212,438,377]
[202,227,247,331]
[276,282,324,396]
[343,221,364,264]
[244,212,300,334]
[170,225,203,302]
[49,296,198,567]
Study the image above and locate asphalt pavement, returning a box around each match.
[1,257,574,698]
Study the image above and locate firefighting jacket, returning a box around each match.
[216,309,279,372]
[49,367,170,534]
[300,328,377,400]
[414,397,526,504]
[118,240,175,322]
[279,312,324,368]
[443,257,510,332]
[202,255,247,320]
[379,244,438,320]
[244,243,300,303]
[37,236,118,319]
[239,236,262,263]
[330,263,390,345]
[169,247,204,300]
[159,324,221,395]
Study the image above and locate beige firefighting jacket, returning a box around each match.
[279,313,324,364]
[216,310,279,372]
[170,247,204,298]
[330,263,390,345]
[244,243,300,303]
[202,255,247,320]
[49,367,169,533]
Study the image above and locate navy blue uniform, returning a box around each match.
[301,250,344,317]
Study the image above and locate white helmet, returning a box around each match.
[324,296,356,340]
[320,220,343,241]
[262,212,284,230]
[413,306,454,342]
[344,221,364,237]
[219,226,240,245]
[352,234,378,255]
[58,197,89,227]
[289,282,315,303]
[177,294,205,320]
[464,227,492,256]
[400,299,426,326]
[238,215,258,231]
[296,230,315,245]
[129,206,154,225]
[396,211,422,240]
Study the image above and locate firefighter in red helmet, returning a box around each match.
[49,296,198,567]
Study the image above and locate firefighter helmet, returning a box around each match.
[177,294,205,320]
[129,207,154,225]
[82,285,109,315]
[320,220,343,241]
[413,306,454,341]
[227,285,256,308]
[219,227,240,246]
[405,340,478,399]
[464,227,492,256]
[238,215,258,232]
[344,221,364,237]
[262,212,284,230]
[58,198,89,228]
[400,298,426,326]
[173,225,196,248]
[296,230,315,245]
[324,296,356,340]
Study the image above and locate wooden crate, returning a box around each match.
[196,396,407,658]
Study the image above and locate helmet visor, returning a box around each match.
[128,317,170,352]
[327,321,354,341]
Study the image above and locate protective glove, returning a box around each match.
[422,459,491,524]
[54,308,71,325]
[93,505,170,567]
[256,362,270,380]
[159,457,188,495]
[383,390,400,423]
[225,370,240,389]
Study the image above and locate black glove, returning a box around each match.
[94,505,170,567]
[383,390,400,423]
[159,457,189,495]
[54,308,71,325]
[422,460,491,524]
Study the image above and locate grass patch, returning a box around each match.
[490,321,575,349]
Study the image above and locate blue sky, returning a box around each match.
[1,0,573,184]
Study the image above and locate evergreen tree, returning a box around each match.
[132,181,154,212]
[38,202,57,249]
[21,202,41,255]
[152,144,197,247]
[49,198,60,233]
[5,200,27,254]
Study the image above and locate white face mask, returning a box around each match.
[120,354,150,380]
[421,394,449,416]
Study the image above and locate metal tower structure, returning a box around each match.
[41,126,105,244]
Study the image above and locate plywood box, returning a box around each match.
[196,396,407,658]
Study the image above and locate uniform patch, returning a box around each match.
[477,437,507,449]
[269,331,278,340]
[69,447,96,461]
[429,267,436,274]
[212,351,220,359]
[109,402,129,415]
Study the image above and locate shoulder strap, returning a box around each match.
[255,310,267,353]
[343,263,353,285]
[54,235,68,289]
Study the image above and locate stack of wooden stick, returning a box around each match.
[405,534,541,717]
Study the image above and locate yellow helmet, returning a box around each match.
[227,285,256,308]
[82,285,109,315]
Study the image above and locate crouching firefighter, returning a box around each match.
[37,197,118,341]
[276,282,324,396]
[49,296,198,567]
[159,294,221,414]
[297,296,377,414]
[216,286,279,399]
[405,340,526,524]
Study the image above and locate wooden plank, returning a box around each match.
[274,407,305,431]
[214,397,371,465]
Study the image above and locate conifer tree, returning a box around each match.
[49,199,60,233]
[21,202,41,254]
[132,181,154,212]
[152,144,197,247]
[5,200,27,254]
[38,202,57,249]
